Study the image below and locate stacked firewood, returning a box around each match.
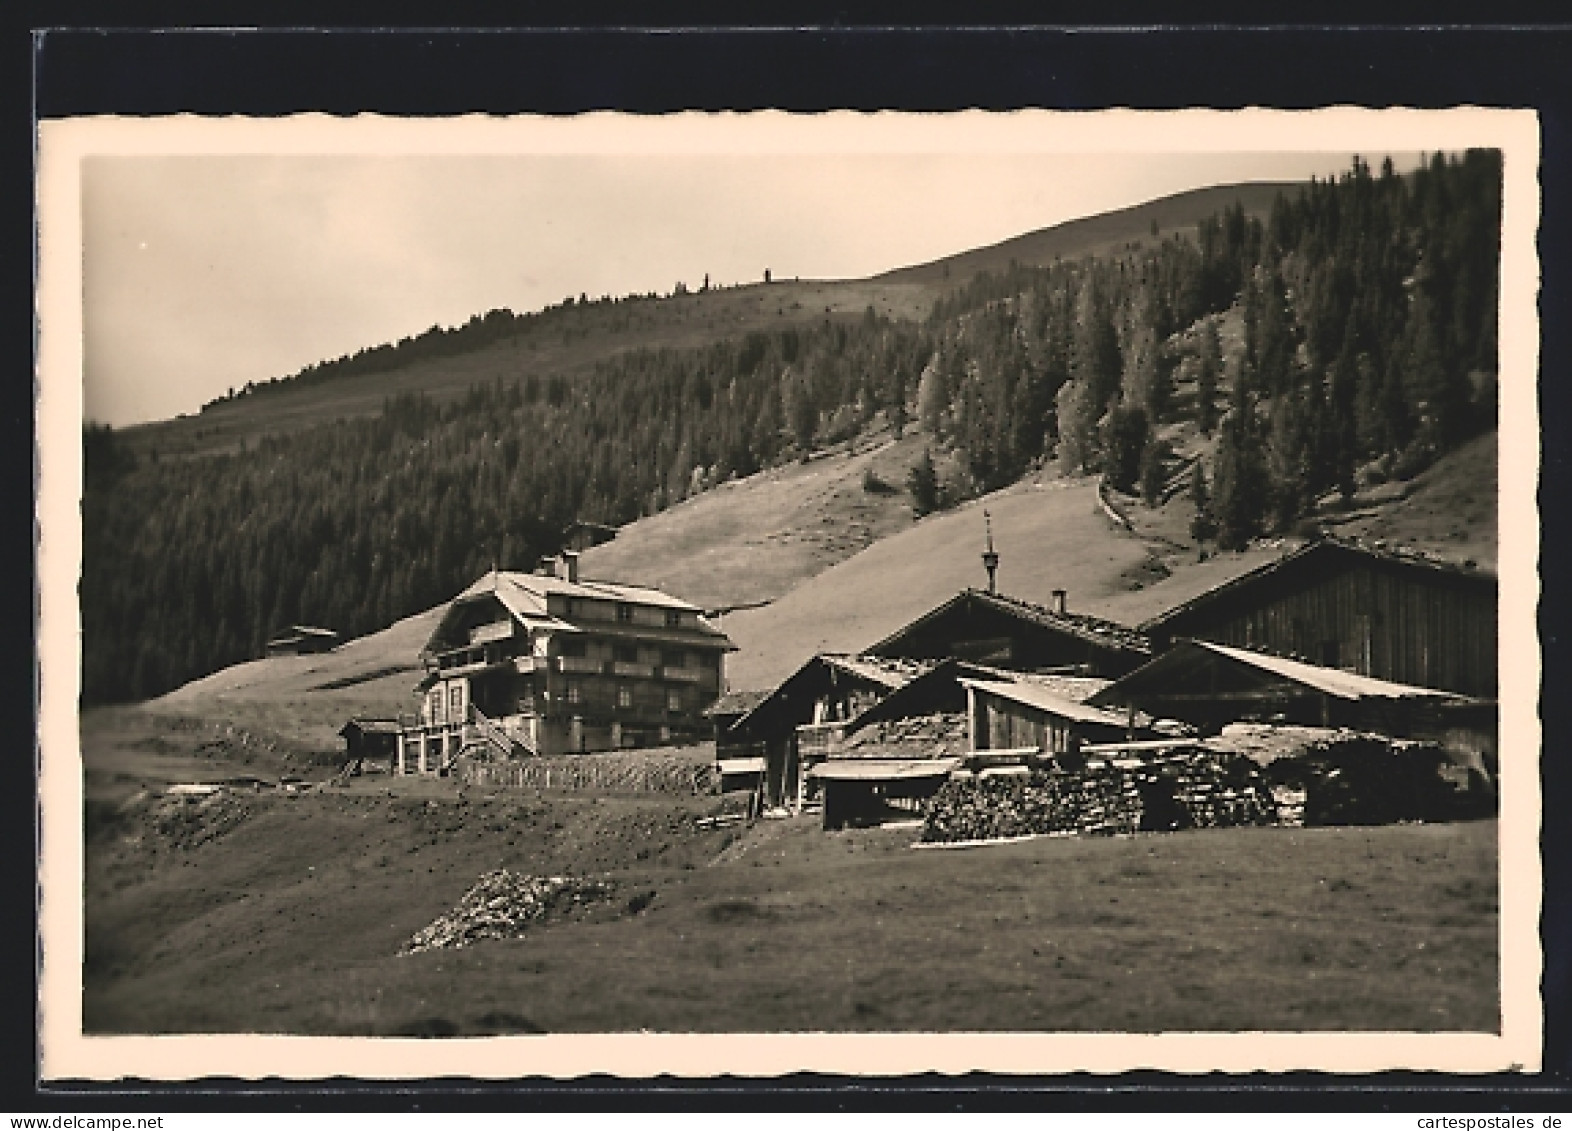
[400,869,616,955]
[919,749,1274,844]
[921,768,1142,843]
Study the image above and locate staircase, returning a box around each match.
[461,706,538,761]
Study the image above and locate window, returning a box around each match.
[666,690,683,712]
[617,603,635,624]
[559,638,587,659]
[615,644,639,664]
[661,649,686,669]
[449,685,463,715]
[566,681,582,705]
[617,686,634,709]
[665,609,683,628]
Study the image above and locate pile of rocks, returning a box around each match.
[401,870,616,955]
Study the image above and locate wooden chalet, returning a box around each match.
[1087,639,1477,745]
[397,552,734,772]
[265,624,339,657]
[863,588,1152,677]
[1139,536,1497,697]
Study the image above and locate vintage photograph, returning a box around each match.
[36,109,1541,1079]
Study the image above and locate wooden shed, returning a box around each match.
[265,625,340,657]
[811,758,960,831]
[960,677,1133,758]
[338,717,400,772]
[1087,639,1472,740]
[1140,536,1497,697]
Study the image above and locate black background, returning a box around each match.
[18,10,1572,1112]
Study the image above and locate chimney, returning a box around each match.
[981,510,1000,594]
[558,550,580,583]
[1052,588,1067,615]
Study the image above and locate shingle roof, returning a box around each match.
[961,663,1113,703]
[821,653,939,690]
[864,589,1151,657]
[703,689,772,718]
[840,712,970,759]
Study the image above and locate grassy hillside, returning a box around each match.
[116,180,1293,464]
[578,432,925,612]
[121,279,933,463]
[877,182,1292,285]
[717,475,1154,690]
[82,725,1498,1035]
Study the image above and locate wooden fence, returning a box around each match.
[455,749,719,795]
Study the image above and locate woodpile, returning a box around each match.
[400,869,616,955]
[1207,724,1492,825]
[919,749,1275,844]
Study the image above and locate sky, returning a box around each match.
[81,148,1424,428]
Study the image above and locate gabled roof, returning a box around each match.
[726,653,937,735]
[960,677,1131,727]
[1141,535,1496,633]
[426,570,733,655]
[865,589,1151,658]
[1090,639,1463,707]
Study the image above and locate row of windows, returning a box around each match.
[565,681,686,712]
[556,639,718,668]
[557,597,690,629]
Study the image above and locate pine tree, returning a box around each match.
[907,448,940,517]
[1189,462,1218,544]
[1195,321,1222,436]
[1212,395,1267,551]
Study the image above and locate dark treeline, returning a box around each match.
[83,151,1499,704]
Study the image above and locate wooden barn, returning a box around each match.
[723,654,937,810]
[1140,537,1497,697]
[265,625,339,657]
[1087,639,1475,742]
[561,520,620,554]
[397,554,734,771]
[863,588,1152,677]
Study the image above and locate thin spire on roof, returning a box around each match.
[982,509,1000,594]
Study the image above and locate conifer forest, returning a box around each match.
[81,152,1501,704]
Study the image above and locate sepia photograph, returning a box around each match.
[35,106,1542,1081]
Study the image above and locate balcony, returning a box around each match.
[611,661,656,678]
[556,655,602,674]
[660,666,706,683]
